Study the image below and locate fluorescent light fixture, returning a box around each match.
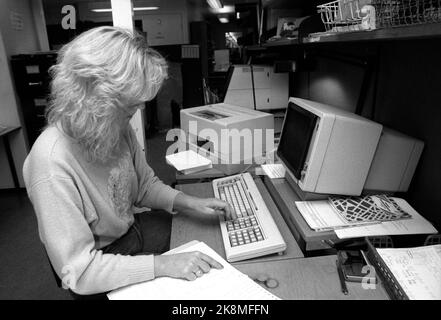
[134,7,159,11]
[219,17,229,23]
[91,8,113,12]
[207,0,223,9]
[91,7,159,12]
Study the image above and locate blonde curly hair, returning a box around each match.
[46,26,168,162]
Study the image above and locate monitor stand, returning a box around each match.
[285,172,329,201]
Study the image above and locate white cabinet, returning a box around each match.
[142,13,184,46]
[224,65,289,110]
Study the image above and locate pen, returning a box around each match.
[336,260,348,295]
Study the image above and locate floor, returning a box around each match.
[0,131,176,300]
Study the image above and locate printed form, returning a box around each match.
[108,241,280,300]
[377,245,441,300]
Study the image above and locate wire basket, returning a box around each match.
[317,0,441,33]
[317,0,375,32]
[373,0,441,28]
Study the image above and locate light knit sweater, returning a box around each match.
[23,125,181,295]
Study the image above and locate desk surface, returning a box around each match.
[171,178,389,300]
[236,255,389,300]
[263,176,340,252]
[172,178,304,264]
[175,164,259,184]
[175,167,226,183]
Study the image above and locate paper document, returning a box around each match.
[261,164,286,179]
[295,200,378,232]
[377,245,441,300]
[330,194,411,222]
[165,150,212,174]
[335,198,437,239]
[108,241,280,300]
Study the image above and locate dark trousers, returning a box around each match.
[69,210,172,300]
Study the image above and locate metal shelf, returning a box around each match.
[302,23,441,44]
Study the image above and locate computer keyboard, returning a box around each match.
[212,172,286,262]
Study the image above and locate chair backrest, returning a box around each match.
[202,78,220,105]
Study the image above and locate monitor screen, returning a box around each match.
[277,102,318,180]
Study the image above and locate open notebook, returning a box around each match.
[107,241,280,300]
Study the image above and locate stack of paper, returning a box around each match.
[166,150,212,175]
[295,200,378,232]
[108,241,280,300]
[295,197,437,238]
[261,164,286,179]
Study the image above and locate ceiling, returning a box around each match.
[42,0,263,24]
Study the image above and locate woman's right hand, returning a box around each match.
[154,251,224,281]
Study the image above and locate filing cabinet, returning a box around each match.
[10,52,57,146]
[223,65,289,110]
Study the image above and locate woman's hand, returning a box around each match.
[173,193,236,220]
[154,251,223,281]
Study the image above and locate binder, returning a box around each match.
[365,239,408,300]
[366,235,441,300]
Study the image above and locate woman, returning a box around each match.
[23,26,232,297]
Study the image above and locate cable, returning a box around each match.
[250,64,257,110]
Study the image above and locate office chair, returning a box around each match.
[202,78,220,105]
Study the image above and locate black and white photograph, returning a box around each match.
[0,0,440,310]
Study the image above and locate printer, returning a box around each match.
[180,103,274,175]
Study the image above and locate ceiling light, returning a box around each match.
[133,7,159,11]
[91,8,113,12]
[219,17,229,23]
[91,7,159,12]
[207,0,223,9]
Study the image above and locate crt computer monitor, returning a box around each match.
[277,97,383,197]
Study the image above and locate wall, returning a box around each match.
[374,39,441,228]
[187,0,203,23]
[290,39,441,228]
[0,0,47,188]
[0,0,40,55]
[44,0,189,43]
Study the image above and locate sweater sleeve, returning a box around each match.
[127,128,181,213]
[28,176,156,295]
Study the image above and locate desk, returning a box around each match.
[175,167,226,184]
[236,256,389,300]
[175,164,259,185]
[0,125,21,188]
[171,178,389,299]
[263,176,340,253]
[172,178,304,264]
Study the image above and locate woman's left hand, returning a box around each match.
[173,193,236,220]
